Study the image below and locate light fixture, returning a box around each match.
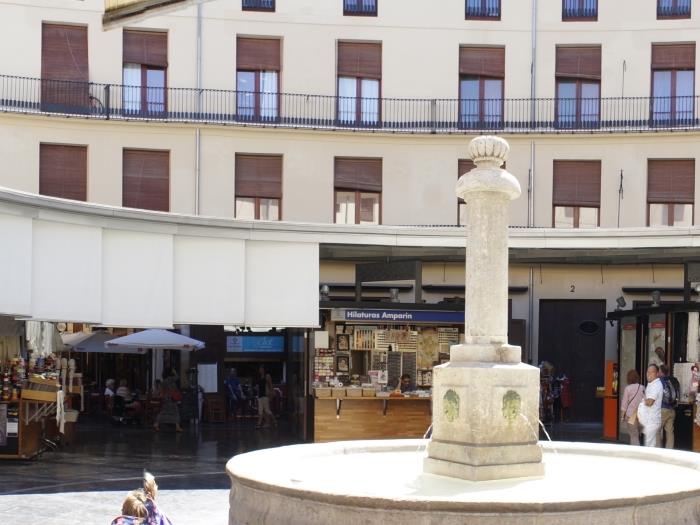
[320,284,330,301]
[615,296,626,311]
[651,290,661,307]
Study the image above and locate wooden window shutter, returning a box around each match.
[235,154,283,198]
[459,47,505,77]
[553,160,601,207]
[123,149,170,212]
[555,46,602,79]
[648,159,695,203]
[236,38,281,71]
[334,158,382,192]
[651,44,696,70]
[39,144,87,201]
[337,42,382,78]
[123,30,168,67]
[41,24,89,108]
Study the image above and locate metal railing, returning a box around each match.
[242,0,275,10]
[657,0,691,17]
[2,75,699,134]
[465,0,500,18]
[344,0,377,15]
[563,0,597,19]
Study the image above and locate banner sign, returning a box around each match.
[226,335,285,353]
[331,308,463,324]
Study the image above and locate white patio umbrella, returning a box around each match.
[103,329,205,351]
[62,331,147,355]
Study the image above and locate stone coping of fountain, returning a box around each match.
[226,439,700,514]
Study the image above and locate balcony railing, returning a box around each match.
[2,75,700,134]
[465,0,500,19]
[242,0,275,11]
[562,0,597,19]
[657,0,691,17]
[344,0,377,16]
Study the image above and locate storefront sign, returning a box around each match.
[226,335,285,353]
[331,308,463,324]
[622,323,636,331]
[650,322,666,329]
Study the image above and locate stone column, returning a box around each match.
[424,136,543,481]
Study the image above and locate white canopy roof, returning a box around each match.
[62,331,147,354]
[104,329,205,351]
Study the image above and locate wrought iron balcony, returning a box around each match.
[1,75,699,135]
[465,0,500,19]
[562,0,597,20]
[657,0,691,17]
[242,0,275,11]
[344,0,377,16]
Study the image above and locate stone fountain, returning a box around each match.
[227,136,700,525]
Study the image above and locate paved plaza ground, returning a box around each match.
[0,416,604,524]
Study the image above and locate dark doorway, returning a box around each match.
[538,299,606,422]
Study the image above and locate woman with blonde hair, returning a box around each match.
[111,472,173,525]
[620,369,645,446]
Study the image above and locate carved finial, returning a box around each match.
[468,136,509,168]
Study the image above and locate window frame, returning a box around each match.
[343,0,378,16]
[657,0,691,19]
[236,69,280,121]
[235,196,282,221]
[122,63,168,115]
[650,68,695,125]
[465,0,501,20]
[242,0,276,12]
[647,202,694,226]
[458,75,504,128]
[555,78,600,128]
[562,0,598,21]
[552,205,600,228]
[334,189,382,225]
[336,76,382,126]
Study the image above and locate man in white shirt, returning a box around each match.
[637,364,663,447]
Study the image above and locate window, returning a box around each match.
[344,0,377,16]
[658,0,691,18]
[235,154,282,220]
[236,38,280,121]
[552,160,601,228]
[122,149,170,212]
[562,0,597,20]
[555,46,601,128]
[651,44,695,125]
[465,0,500,19]
[242,0,275,11]
[337,42,381,125]
[122,30,167,115]
[334,158,382,224]
[459,47,504,128]
[41,24,89,113]
[39,144,87,201]
[647,159,695,226]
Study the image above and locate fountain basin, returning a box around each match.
[227,439,700,525]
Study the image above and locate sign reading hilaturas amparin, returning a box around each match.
[331,308,463,324]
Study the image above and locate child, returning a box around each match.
[111,472,173,525]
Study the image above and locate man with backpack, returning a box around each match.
[658,364,679,449]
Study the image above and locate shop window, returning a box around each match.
[334,157,382,224]
[552,160,601,228]
[122,30,168,115]
[236,38,281,121]
[235,154,282,220]
[647,159,695,226]
[337,42,381,125]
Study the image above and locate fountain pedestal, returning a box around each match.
[424,136,543,481]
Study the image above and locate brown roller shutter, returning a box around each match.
[39,144,87,201]
[459,47,505,77]
[123,149,170,212]
[236,38,281,71]
[648,159,695,203]
[235,155,283,198]
[123,30,168,67]
[337,42,382,78]
[553,160,601,207]
[334,158,382,192]
[651,44,695,70]
[555,46,601,79]
[41,24,89,109]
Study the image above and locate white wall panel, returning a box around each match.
[102,229,173,328]
[173,236,245,325]
[0,214,32,316]
[32,220,102,322]
[245,241,319,327]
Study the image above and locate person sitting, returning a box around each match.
[116,379,131,399]
[105,379,116,397]
[111,472,173,525]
